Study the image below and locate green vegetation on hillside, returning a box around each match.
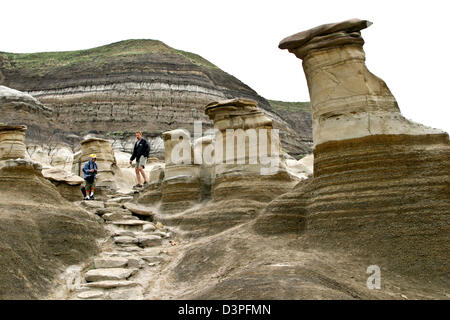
[268,99,311,114]
[0,39,218,73]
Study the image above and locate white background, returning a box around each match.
[1,0,449,132]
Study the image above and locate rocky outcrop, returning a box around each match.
[0,124,26,160]
[72,138,120,191]
[42,167,84,201]
[0,40,311,157]
[255,19,450,284]
[0,85,59,143]
[0,159,105,299]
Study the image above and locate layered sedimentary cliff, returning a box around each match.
[0,40,311,157]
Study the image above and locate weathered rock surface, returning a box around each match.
[0,159,105,299]
[0,40,311,157]
[42,167,84,201]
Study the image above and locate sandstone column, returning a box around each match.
[279,19,443,150]
[72,138,119,191]
[161,129,201,213]
[0,124,27,160]
[205,98,297,202]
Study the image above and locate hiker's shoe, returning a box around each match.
[89,195,95,200]
[84,196,90,201]
[143,181,148,186]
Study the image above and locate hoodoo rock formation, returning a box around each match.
[155,99,298,237]
[42,167,85,202]
[0,124,27,160]
[72,138,120,191]
[1,19,448,300]
[0,40,312,158]
[256,19,449,283]
[160,129,201,213]
[0,85,56,143]
[205,98,298,202]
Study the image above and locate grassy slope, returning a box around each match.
[0,39,219,73]
[268,99,311,114]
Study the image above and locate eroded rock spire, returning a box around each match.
[280,18,443,147]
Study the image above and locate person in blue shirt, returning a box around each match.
[81,154,98,200]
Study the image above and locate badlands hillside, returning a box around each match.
[0,39,312,158]
[0,19,448,300]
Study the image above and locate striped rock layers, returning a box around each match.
[256,19,450,281]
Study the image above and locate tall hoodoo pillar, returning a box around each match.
[0,124,27,160]
[273,19,450,279]
[279,19,443,151]
[205,98,296,202]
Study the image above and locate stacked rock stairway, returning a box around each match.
[58,189,177,300]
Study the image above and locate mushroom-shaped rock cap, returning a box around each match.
[279,18,372,50]
[204,98,258,119]
[0,124,27,132]
[80,137,110,145]
[205,98,257,112]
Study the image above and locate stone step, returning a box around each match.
[94,257,128,268]
[104,202,123,209]
[106,196,134,203]
[85,268,137,282]
[103,212,139,222]
[116,245,144,253]
[112,230,138,237]
[149,230,171,238]
[77,290,104,299]
[85,280,139,289]
[142,223,156,233]
[114,236,139,245]
[108,287,144,300]
[123,202,154,217]
[111,220,149,226]
[137,235,163,247]
[81,200,105,210]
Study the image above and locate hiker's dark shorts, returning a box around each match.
[84,178,96,191]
